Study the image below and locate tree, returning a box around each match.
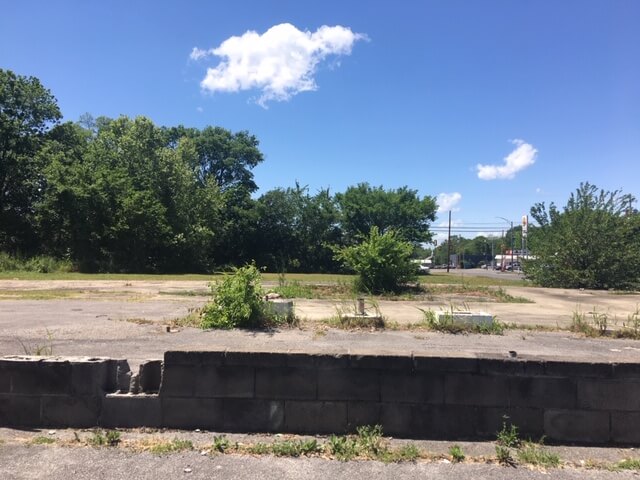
[527,182,640,289]
[0,69,61,252]
[336,183,437,245]
[333,226,417,293]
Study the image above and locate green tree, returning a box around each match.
[527,182,640,289]
[333,226,418,293]
[336,183,437,245]
[0,69,61,252]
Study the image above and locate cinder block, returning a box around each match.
[613,363,640,379]
[0,364,10,393]
[611,412,640,444]
[287,352,349,369]
[70,360,110,395]
[164,351,225,366]
[284,401,347,434]
[161,397,223,429]
[478,358,545,376]
[349,353,413,370]
[412,404,477,439]
[224,351,288,368]
[445,374,509,407]
[101,394,161,428]
[545,361,613,378]
[380,403,412,437]
[413,355,478,373]
[158,364,196,396]
[0,394,41,426]
[255,367,316,400]
[139,361,162,393]
[510,377,576,409]
[10,360,72,395]
[347,402,381,431]
[577,379,640,411]
[222,399,284,432]
[544,409,610,443]
[475,407,544,439]
[42,395,100,428]
[380,371,443,404]
[318,369,379,401]
[195,366,254,398]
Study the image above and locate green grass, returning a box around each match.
[449,444,465,463]
[517,442,560,468]
[0,289,80,300]
[148,438,193,455]
[31,436,55,445]
[616,458,640,470]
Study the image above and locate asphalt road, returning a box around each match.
[2,444,638,480]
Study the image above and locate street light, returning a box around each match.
[496,216,514,271]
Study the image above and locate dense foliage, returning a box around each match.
[526,183,640,289]
[0,69,436,273]
[333,227,418,293]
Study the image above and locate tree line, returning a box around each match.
[0,69,437,273]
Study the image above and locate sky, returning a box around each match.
[2,0,639,241]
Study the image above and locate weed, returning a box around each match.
[105,430,121,446]
[31,436,55,445]
[616,458,640,470]
[495,445,515,466]
[18,329,54,356]
[212,435,230,453]
[328,435,358,461]
[496,419,520,448]
[449,444,465,463]
[589,306,610,334]
[392,443,420,462]
[88,429,120,447]
[149,438,193,455]
[356,425,386,456]
[517,442,560,468]
[272,278,315,299]
[246,442,270,455]
[271,439,322,457]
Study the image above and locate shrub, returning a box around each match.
[333,227,418,294]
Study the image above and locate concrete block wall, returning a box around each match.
[157,351,640,444]
[1,352,639,445]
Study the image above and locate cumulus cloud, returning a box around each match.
[476,139,538,180]
[437,192,462,213]
[191,23,366,107]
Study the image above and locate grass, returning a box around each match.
[570,305,640,340]
[142,438,193,455]
[517,442,560,468]
[616,458,640,470]
[449,444,465,463]
[31,436,56,445]
[88,429,121,447]
[0,289,80,300]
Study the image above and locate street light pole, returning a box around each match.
[496,216,514,270]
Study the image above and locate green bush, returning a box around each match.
[333,227,418,294]
[0,252,74,273]
[201,264,266,329]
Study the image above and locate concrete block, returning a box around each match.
[255,367,316,400]
[164,350,225,366]
[318,369,379,401]
[284,401,347,434]
[0,394,41,426]
[101,394,161,428]
[286,352,349,369]
[195,366,254,398]
[445,374,509,407]
[475,407,544,439]
[380,371,443,404]
[613,363,640,379]
[577,379,640,411]
[544,409,610,444]
[347,402,381,431]
[412,405,477,439]
[413,355,478,373]
[70,360,110,395]
[611,412,640,444]
[159,364,196,396]
[161,397,223,429]
[510,377,576,409]
[10,360,71,395]
[222,399,284,432]
[41,395,100,428]
[478,358,545,376]
[0,364,10,393]
[115,360,131,392]
[224,351,288,368]
[139,361,162,393]
[545,361,613,378]
[349,353,413,370]
[380,403,412,437]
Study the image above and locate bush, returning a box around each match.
[201,264,267,329]
[0,252,74,273]
[333,227,418,294]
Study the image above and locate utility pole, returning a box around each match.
[446,210,452,273]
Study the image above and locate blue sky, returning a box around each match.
[2,0,639,240]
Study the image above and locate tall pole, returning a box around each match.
[510,221,514,269]
[446,210,452,273]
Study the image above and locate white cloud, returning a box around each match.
[437,192,462,213]
[476,139,538,180]
[191,23,367,107]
